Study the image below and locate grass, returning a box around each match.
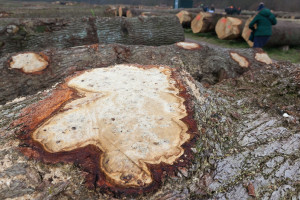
[184,29,300,63]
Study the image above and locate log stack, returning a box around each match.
[191,12,223,33]
[215,17,246,40]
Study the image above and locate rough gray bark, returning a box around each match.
[0,43,269,105]
[0,16,184,56]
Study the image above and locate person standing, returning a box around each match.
[257,2,265,11]
[249,6,277,48]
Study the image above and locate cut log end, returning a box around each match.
[255,52,272,64]
[176,10,192,24]
[216,17,244,40]
[191,12,220,33]
[9,52,49,73]
[15,64,198,194]
[176,42,201,50]
[230,52,249,68]
[191,13,205,33]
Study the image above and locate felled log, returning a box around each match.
[176,10,197,29]
[215,17,246,40]
[0,16,184,55]
[0,42,272,105]
[191,12,223,33]
[242,18,300,47]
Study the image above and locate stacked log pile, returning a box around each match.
[0,16,184,55]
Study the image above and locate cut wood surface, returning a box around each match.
[191,12,223,33]
[176,10,197,29]
[242,18,300,47]
[26,64,194,190]
[0,16,184,55]
[215,17,246,40]
[0,42,271,105]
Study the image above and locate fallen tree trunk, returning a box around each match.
[191,12,223,33]
[242,18,300,47]
[0,42,272,105]
[176,10,198,29]
[0,16,184,55]
[215,16,246,40]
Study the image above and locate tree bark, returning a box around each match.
[0,42,271,105]
[215,16,246,40]
[242,18,300,47]
[0,16,184,56]
[191,12,223,33]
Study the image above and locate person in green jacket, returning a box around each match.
[249,7,277,48]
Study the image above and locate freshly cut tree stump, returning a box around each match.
[0,16,184,55]
[215,17,246,40]
[12,64,199,194]
[191,12,223,33]
[176,10,197,29]
[242,18,300,47]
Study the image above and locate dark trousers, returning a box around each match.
[253,36,270,48]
